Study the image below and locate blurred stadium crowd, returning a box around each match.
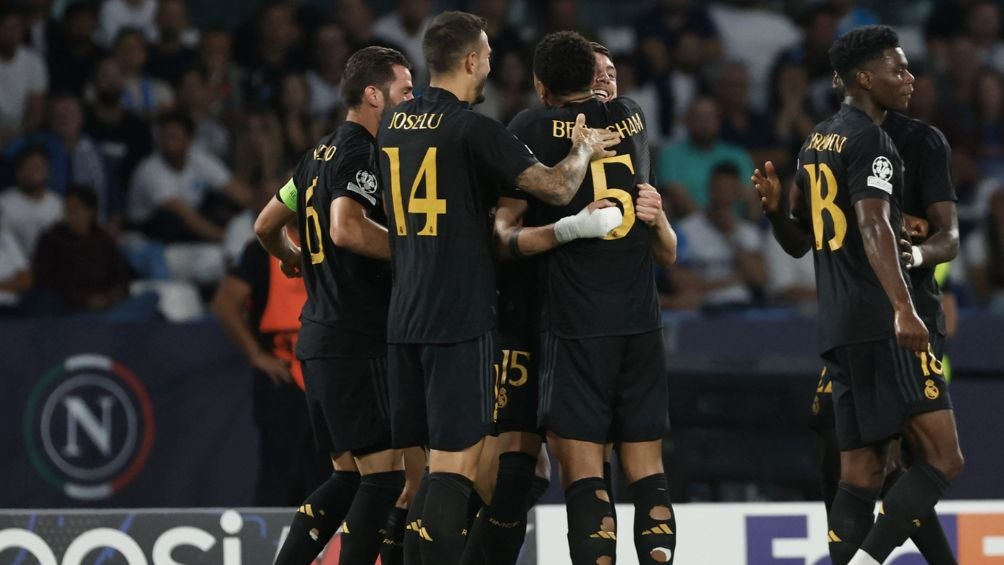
[1,0,1003,321]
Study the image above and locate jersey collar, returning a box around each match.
[423,86,472,109]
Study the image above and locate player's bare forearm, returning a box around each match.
[856,199,913,311]
[495,197,559,259]
[766,211,812,257]
[255,198,298,261]
[916,201,959,266]
[330,198,390,260]
[650,214,677,267]
[516,146,590,206]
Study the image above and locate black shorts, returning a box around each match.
[302,357,393,456]
[491,333,541,435]
[809,333,947,433]
[387,332,495,451]
[827,335,952,451]
[539,330,669,443]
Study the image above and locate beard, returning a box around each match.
[473,75,488,105]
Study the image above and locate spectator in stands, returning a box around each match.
[635,0,720,64]
[176,68,229,162]
[4,94,107,219]
[764,227,816,313]
[47,1,103,96]
[973,69,1004,178]
[712,60,777,162]
[147,0,197,86]
[99,0,157,46]
[830,0,879,36]
[232,106,283,192]
[668,163,765,312]
[935,34,981,150]
[198,28,242,117]
[908,65,938,125]
[477,0,524,64]
[479,50,537,124]
[611,52,664,146]
[770,62,815,165]
[112,28,174,117]
[22,0,55,56]
[127,112,248,244]
[0,214,31,316]
[305,21,350,126]
[769,4,840,119]
[967,0,1004,72]
[84,56,154,226]
[32,185,137,315]
[657,96,755,218]
[0,146,62,260]
[274,73,320,168]
[965,189,1004,311]
[372,0,432,84]
[238,1,305,105]
[0,6,48,147]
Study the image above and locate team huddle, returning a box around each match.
[253,9,963,565]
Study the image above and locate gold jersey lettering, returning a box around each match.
[804,163,847,251]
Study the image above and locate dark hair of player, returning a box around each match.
[341,46,411,108]
[14,145,48,170]
[158,110,195,136]
[591,42,611,57]
[422,11,487,75]
[828,25,901,86]
[533,31,595,96]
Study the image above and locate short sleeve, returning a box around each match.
[847,127,896,204]
[230,240,269,288]
[328,143,381,209]
[917,126,957,207]
[467,114,538,189]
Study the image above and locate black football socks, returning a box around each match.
[565,477,617,565]
[274,470,361,565]
[629,474,677,564]
[339,470,405,564]
[827,482,878,565]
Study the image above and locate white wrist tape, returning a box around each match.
[554,206,623,243]
[910,246,924,269]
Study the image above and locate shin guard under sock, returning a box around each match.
[380,506,409,565]
[859,462,951,562]
[419,472,474,565]
[274,471,361,565]
[339,470,405,564]
[565,477,616,565]
[629,474,676,564]
[827,482,878,565]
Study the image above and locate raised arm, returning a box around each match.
[752,160,813,257]
[855,198,928,352]
[515,113,620,206]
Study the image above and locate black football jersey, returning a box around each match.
[795,104,908,354]
[507,97,660,338]
[377,87,538,343]
[495,189,541,344]
[277,121,390,358]
[882,111,957,336]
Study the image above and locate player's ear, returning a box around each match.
[532,75,549,105]
[465,50,478,75]
[856,69,872,90]
[364,85,381,109]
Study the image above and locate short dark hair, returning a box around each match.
[710,161,741,179]
[158,111,195,136]
[65,184,99,211]
[829,25,900,85]
[534,31,595,96]
[422,11,486,75]
[591,42,611,58]
[342,46,411,107]
[14,145,48,170]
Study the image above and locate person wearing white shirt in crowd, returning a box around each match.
[0,7,48,146]
[128,111,250,244]
[112,28,174,117]
[0,146,63,258]
[0,225,31,314]
[964,188,1004,311]
[671,162,766,311]
[764,225,816,313]
[372,0,431,84]
[99,0,157,46]
[306,22,351,124]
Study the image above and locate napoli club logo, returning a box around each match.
[24,355,155,500]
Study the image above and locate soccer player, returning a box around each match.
[254,46,415,565]
[376,11,620,565]
[752,26,964,565]
[806,70,961,564]
[499,31,678,565]
[461,42,627,565]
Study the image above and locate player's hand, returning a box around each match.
[894,306,929,353]
[279,251,303,278]
[570,113,620,160]
[903,213,929,241]
[252,351,293,385]
[555,200,623,243]
[635,183,665,226]
[751,161,783,215]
